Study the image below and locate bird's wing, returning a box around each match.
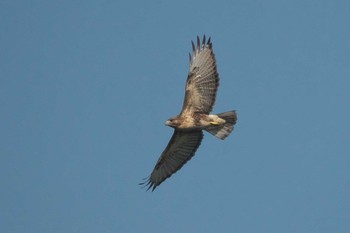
[141,129,203,191]
[180,35,219,115]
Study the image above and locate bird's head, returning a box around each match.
[165,116,181,128]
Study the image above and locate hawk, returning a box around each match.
[141,35,237,191]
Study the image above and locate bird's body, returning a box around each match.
[141,36,237,191]
[166,113,226,129]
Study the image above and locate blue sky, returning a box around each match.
[1,0,350,232]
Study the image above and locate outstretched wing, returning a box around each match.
[141,130,203,191]
[181,35,219,115]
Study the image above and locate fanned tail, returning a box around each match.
[205,111,237,140]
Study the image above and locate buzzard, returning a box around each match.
[141,35,237,191]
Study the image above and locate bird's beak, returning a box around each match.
[165,120,171,126]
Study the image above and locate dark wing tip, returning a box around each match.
[202,34,212,48]
[189,35,212,63]
[197,36,200,51]
[207,36,212,48]
[139,177,157,192]
[193,35,212,50]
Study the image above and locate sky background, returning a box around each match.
[1,0,350,232]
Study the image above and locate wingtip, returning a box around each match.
[139,177,158,192]
[190,35,205,59]
[197,34,212,48]
[197,36,200,51]
[189,34,213,63]
[191,40,195,53]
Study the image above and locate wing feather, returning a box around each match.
[181,35,219,115]
[141,130,203,191]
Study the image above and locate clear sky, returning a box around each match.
[1,0,349,232]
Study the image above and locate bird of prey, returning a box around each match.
[141,35,237,191]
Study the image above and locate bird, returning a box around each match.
[140,35,237,191]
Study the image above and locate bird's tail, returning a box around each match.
[205,111,237,140]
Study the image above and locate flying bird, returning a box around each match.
[141,35,237,191]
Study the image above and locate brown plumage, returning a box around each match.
[140,35,237,191]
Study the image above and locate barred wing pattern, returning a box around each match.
[141,130,203,191]
[181,35,219,115]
